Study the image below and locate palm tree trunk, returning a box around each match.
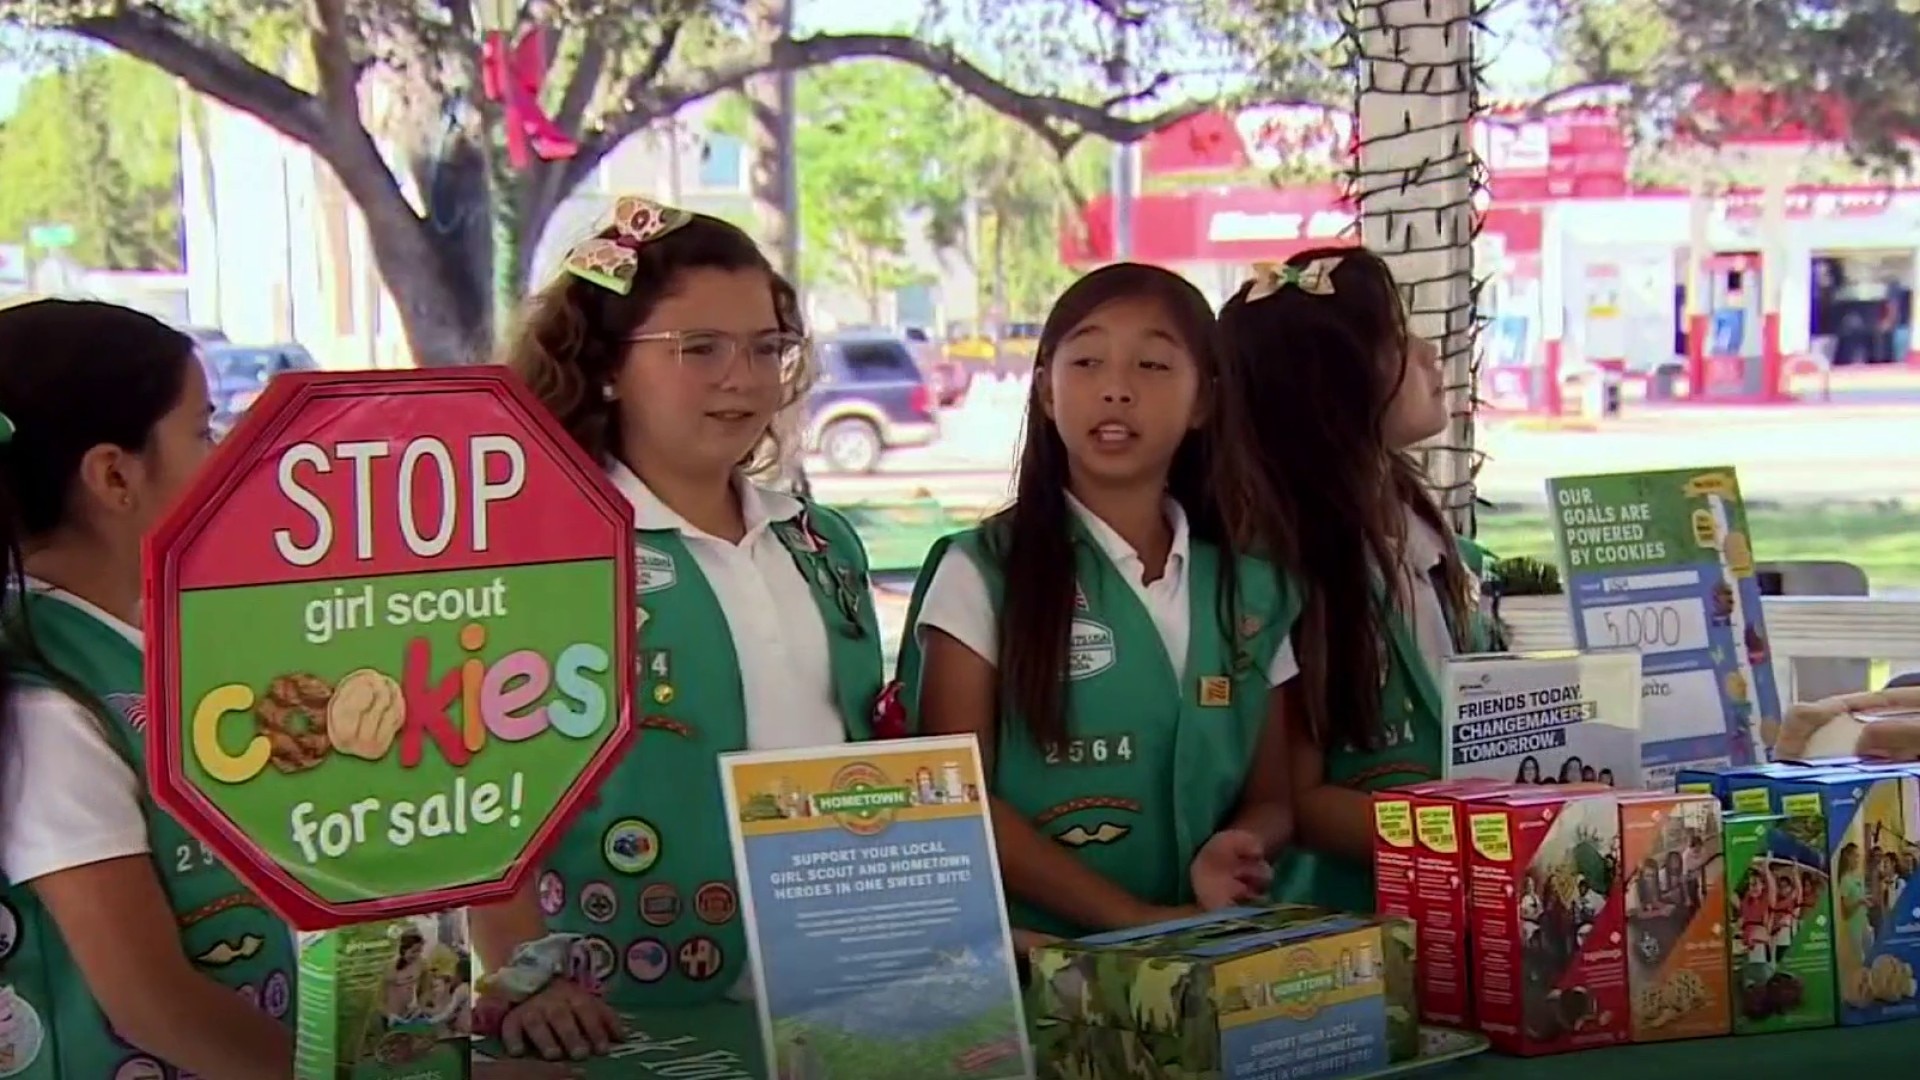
[1349,0,1481,535]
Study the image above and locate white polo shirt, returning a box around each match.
[914,495,1297,686]
[0,585,151,886]
[608,462,848,751]
[1398,508,1456,688]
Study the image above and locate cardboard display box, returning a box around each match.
[1029,907,1415,1080]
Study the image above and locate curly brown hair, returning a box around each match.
[500,211,809,476]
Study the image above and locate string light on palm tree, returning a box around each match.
[1341,0,1490,536]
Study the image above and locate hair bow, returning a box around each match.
[1246,255,1343,302]
[562,196,695,295]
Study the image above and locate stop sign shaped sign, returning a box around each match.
[145,369,635,929]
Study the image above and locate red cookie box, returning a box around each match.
[1465,788,1629,1055]
[1375,779,1519,1026]
[1374,779,1610,1028]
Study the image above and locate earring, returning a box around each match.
[601,384,616,402]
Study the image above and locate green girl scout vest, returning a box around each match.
[895,522,1298,940]
[540,503,883,1008]
[0,592,293,1078]
[1271,538,1500,913]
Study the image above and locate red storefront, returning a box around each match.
[1064,96,1919,410]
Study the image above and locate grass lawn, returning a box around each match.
[1476,502,1920,593]
[840,500,1920,594]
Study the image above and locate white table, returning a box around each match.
[1499,594,1920,702]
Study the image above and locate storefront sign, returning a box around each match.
[1548,467,1782,783]
[1206,208,1353,243]
[720,736,1029,1080]
[146,369,636,928]
[1717,189,1893,220]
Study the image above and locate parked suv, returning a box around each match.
[202,342,319,434]
[806,331,938,473]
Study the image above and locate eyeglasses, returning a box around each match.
[625,329,809,381]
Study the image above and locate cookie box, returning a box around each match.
[1029,907,1415,1080]
[295,912,474,1079]
[1769,772,1920,1025]
[1374,779,1550,1026]
[1617,792,1730,1041]
[1464,789,1628,1055]
[1723,810,1836,1034]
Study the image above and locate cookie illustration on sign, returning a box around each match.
[537,871,565,917]
[694,882,737,925]
[0,902,16,964]
[677,936,723,982]
[0,986,45,1078]
[639,883,682,927]
[579,881,617,924]
[603,819,660,875]
[626,938,671,983]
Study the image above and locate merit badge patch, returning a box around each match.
[1198,675,1233,707]
[602,819,661,875]
[634,543,678,594]
[1066,618,1116,680]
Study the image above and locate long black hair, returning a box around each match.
[1213,247,1473,755]
[0,299,200,734]
[989,263,1235,752]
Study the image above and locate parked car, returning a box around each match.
[806,331,938,474]
[202,342,319,434]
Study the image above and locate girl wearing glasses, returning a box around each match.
[472,199,886,1058]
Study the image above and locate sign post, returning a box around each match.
[1547,466,1782,781]
[146,369,635,1077]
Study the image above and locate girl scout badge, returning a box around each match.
[774,508,866,639]
[562,196,695,294]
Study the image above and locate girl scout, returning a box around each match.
[897,264,1301,941]
[0,300,294,1076]
[1211,249,1500,913]
[479,199,884,1051]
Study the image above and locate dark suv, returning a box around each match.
[201,342,319,434]
[806,331,938,473]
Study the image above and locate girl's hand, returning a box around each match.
[1191,828,1274,910]
[497,979,623,1060]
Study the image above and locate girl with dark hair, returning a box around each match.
[1211,247,1500,913]
[474,199,884,1046]
[895,264,1300,940]
[0,299,295,1075]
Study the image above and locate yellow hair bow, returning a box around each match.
[1246,255,1343,301]
[562,196,695,295]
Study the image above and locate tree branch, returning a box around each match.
[307,0,362,120]
[66,6,326,147]
[569,30,1207,189]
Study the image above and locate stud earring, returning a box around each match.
[601,383,616,402]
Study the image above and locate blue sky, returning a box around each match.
[0,1,1553,119]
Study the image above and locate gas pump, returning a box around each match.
[1694,252,1767,397]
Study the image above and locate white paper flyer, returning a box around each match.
[1444,650,1645,789]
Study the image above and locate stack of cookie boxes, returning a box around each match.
[1372,778,1735,1055]
[1680,759,1920,1030]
